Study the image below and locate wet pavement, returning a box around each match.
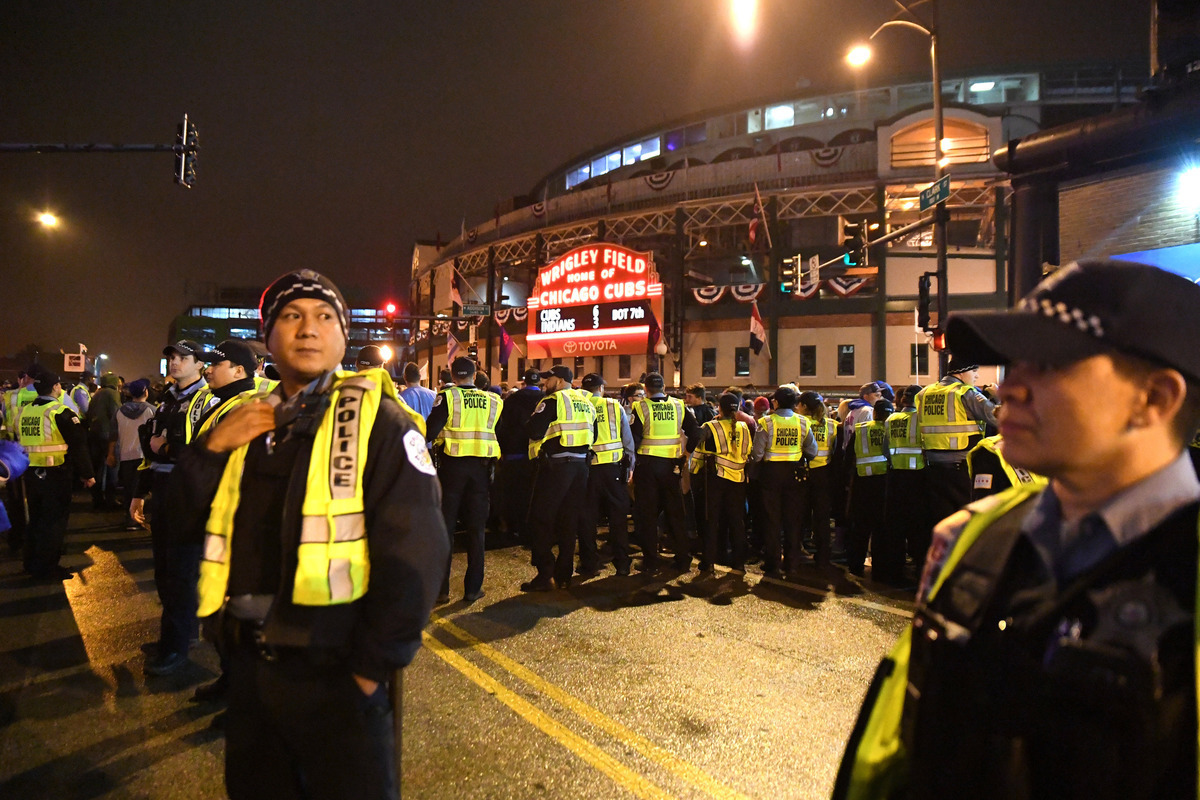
[0,496,914,799]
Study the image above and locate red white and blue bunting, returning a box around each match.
[795,281,822,299]
[644,172,675,192]
[729,284,765,303]
[810,147,844,168]
[825,277,870,297]
[691,285,726,304]
[512,307,528,321]
[493,308,511,324]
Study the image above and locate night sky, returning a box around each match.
[0,0,1148,378]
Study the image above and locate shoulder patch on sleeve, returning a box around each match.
[403,429,437,476]
[433,392,443,407]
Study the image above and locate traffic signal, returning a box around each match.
[917,274,932,331]
[779,257,800,293]
[930,328,947,352]
[384,301,397,327]
[840,218,867,266]
[174,114,198,188]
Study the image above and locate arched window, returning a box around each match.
[890,117,989,169]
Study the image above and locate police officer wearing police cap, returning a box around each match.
[523,365,596,590]
[837,259,1200,800]
[426,355,502,603]
[173,268,448,799]
[578,372,636,577]
[18,369,94,579]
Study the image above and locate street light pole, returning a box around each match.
[854,0,949,374]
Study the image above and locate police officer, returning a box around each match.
[426,356,502,603]
[837,259,1200,799]
[966,433,1048,501]
[846,398,892,579]
[749,386,817,577]
[131,339,214,676]
[494,368,543,545]
[355,343,386,370]
[18,370,95,579]
[196,340,261,436]
[693,392,752,573]
[175,269,448,799]
[884,384,931,573]
[2,368,37,553]
[578,373,635,577]
[523,365,595,590]
[798,391,837,568]
[629,372,699,573]
[915,357,999,526]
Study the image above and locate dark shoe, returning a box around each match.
[435,593,450,605]
[144,651,188,676]
[30,565,74,581]
[463,590,486,602]
[554,576,572,590]
[614,563,631,577]
[140,641,161,656]
[190,674,229,704]
[673,557,692,570]
[520,579,553,592]
[575,567,599,580]
[848,564,865,577]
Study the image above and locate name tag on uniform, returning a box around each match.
[974,473,993,490]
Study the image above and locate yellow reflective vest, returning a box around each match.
[633,396,685,458]
[196,389,263,438]
[807,417,838,469]
[18,400,70,467]
[887,411,925,471]
[3,386,37,440]
[854,420,889,477]
[588,394,624,465]
[529,389,596,458]
[967,435,1047,493]
[916,381,984,451]
[698,417,751,482]
[760,413,809,462]
[197,368,420,616]
[437,386,501,458]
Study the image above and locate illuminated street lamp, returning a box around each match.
[848,0,950,374]
[37,211,59,228]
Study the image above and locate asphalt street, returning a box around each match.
[0,496,914,799]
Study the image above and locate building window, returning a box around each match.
[593,357,604,376]
[665,122,707,152]
[734,347,751,377]
[229,327,258,339]
[517,357,526,378]
[574,356,585,375]
[911,343,930,377]
[837,345,856,376]
[891,117,990,169]
[552,358,562,367]
[590,150,622,179]
[619,355,631,379]
[799,345,817,377]
[500,359,509,383]
[622,136,660,165]
[765,103,795,130]
[565,164,591,189]
[702,348,717,378]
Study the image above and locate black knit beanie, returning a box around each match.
[259,269,349,343]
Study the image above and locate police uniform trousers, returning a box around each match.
[578,461,630,574]
[88,433,116,509]
[529,457,589,584]
[924,457,973,528]
[757,461,805,574]
[887,468,931,566]
[148,470,201,657]
[632,455,690,569]
[797,464,833,566]
[702,472,746,570]
[22,466,73,576]
[437,455,491,597]
[224,617,395,800]
[495,456,535,543]
[688,472,708,559]
[846,473,889,576]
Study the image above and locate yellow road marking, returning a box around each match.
[431,614,753,800]
[421,631,675,800]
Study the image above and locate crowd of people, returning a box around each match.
[4,259,1200,798]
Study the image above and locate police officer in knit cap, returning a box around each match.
[426,355,502,603]
[838,260,1200,799]
[174,269,448,799]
